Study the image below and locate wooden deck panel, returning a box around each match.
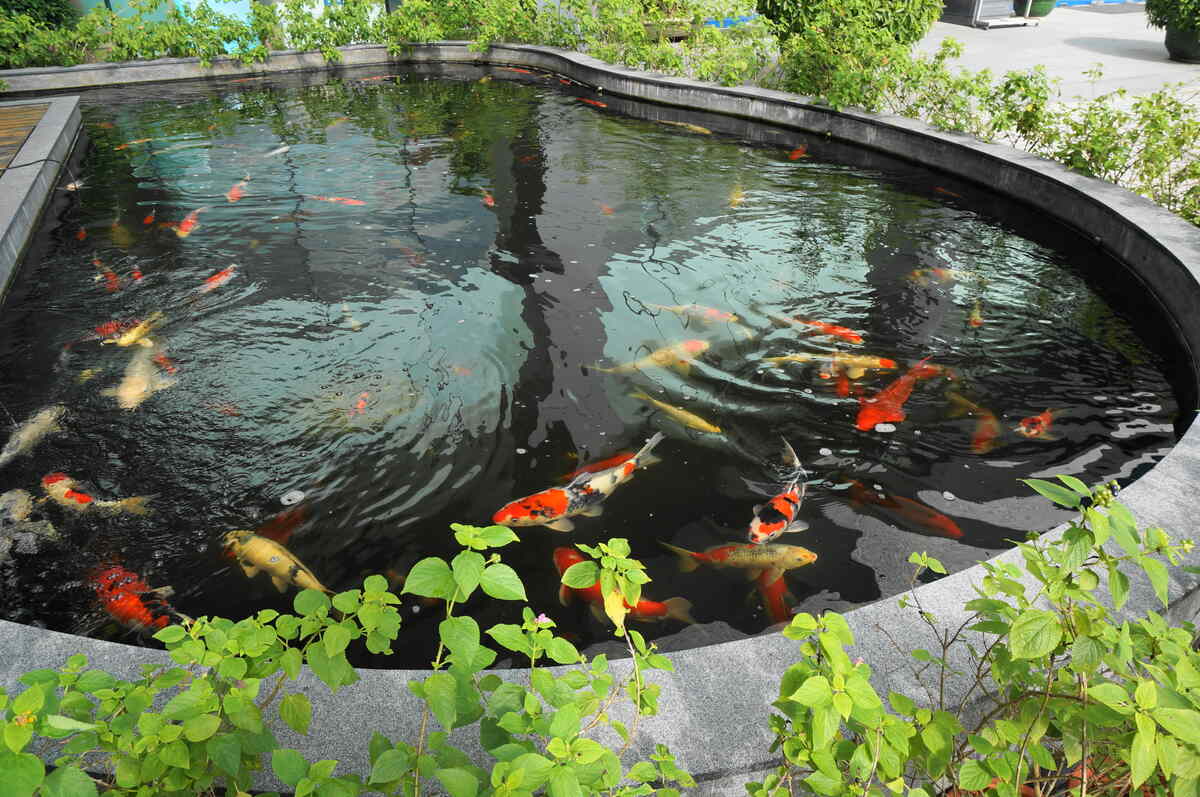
[0,104,50,173]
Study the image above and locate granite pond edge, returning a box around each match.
[2,42,1200,794]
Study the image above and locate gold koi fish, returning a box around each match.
[630,391,722,435]
[222,530,331,593]
[0,405,65,469]
[593,340,710,376]
[101,311,164,347]
[660,540,817,584]
[102,345,177,410]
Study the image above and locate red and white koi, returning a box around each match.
[747,439,809,545]
[493,432,665,532]
[1015,409,1059,440]
[199,264,237,293]
[41,472,153,515]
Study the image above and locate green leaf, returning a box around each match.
[273,748,309,787]
[12,686,44,715]
[1135,681,1158,710]
[545,637,580,665]
[294,589,331,616]
[332,589,361,614]
[811,704,839,749]
[40,765,98,797]
[790,675,832,706]
[1008,609,1062,660]
[74,670,115,694]
[548,765,582,797]
[44,715,96,733]
[402,557,457,601]
[562,561,599,589]
[487,624,532,656]
[440,616,482,664]
[1109,564,1131,610]
[161,738,190,768]
[480,563,527,601]
[154,625,187,644]
[223,694,263,733]
[549,704,581,739]
[1056,474,1091,495]
[451,551,486,600]
[844,676,881,709]
[218,656,248,681]
[281,648,303,680]
[423,672,458,730]
[1071,635,1104,672]
[363,574,389,594]
[1141,556,1170,606]
[281,693,313,735]
[1131,727,1158,787]
[0,752,44,795]
[207,733,242,776]
[957,760,991,791]
[628,761,658,783]
[5,723,33,754]
[479,525,520,548]
[1153,708,1200,745]
[323,624,353,658]
[435,767,479,797]
[369,748,413,784]
[1022,478,1081,508]
[183,714,221,742]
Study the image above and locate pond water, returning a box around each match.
[0,65,1185,666]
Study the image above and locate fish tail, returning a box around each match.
[122,495,154,516]
[659,541,701,573]
[946,391,974,418]
[634,431,666,461]
[629,390,649,401]
[780,437,801,470]
[663,597,695,625]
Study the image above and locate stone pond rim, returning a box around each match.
[2,42,1200,793]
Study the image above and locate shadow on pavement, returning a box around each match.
[1062,35,1173,61]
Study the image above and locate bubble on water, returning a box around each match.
[804,388,814,394]
[516,448,527,454]
[942,491,956,501]
[1038,319,1053,324]
[873,423,896,433]
[1094,395,1106,401]
[281,490,306,506]
[873,484,884,491]
[818,447,832,456]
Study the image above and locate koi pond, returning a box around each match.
[0,65,1186,667]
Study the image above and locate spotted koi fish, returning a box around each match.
[493,432,665,532]
[1015,409,1059,440]
[660,540,817,585]
[748,439,809,544]
[222,530,331,593]
[90,564,178,633]
[41,473,152,515]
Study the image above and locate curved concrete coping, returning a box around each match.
[3,43,1200,794]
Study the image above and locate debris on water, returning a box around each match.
[281,490,306,506]
[873,423,896,433]
[942,491,956,501]
[818,447,832,456]
[516,448,527,454]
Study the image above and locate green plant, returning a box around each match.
[0,0,75,29]
[0,525,691,795]
[751,478,1200,796]
[1146,0,1200,35]
[756,0,941,48]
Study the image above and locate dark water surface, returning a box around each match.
[0,65,1186,666]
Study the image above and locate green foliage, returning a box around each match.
[751,478,1200,796]
[0,524,690,795]
[0,0,75,30]
[1146,0,1200,35]
[756,0,940,44]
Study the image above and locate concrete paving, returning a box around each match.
[919,6,1200,99]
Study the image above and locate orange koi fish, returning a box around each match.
[225,177,250,203]
[503,67,534,75]
[558,448,663,482]
[166,207,207,238]
[747,440,809,544]
[968,299,984,328]
[92,319,137,339]
[481,190,495,208]
[855,358,942,431]
[41,473,152,516]
[788,146,808,160]
[90,564,177,633]
[598,203,615,215]
[132,267,144,282]
[934,186,962,199]
[308,195,366,206]
[93,258,120,293]
[947,391,1002,454]
[1015,409,1059,440]
[114,138,154,151]
[75,227,87,241]
[660,540,817,585]
[592,339,710,376]
[844,479,963,539]
[756,570,795,625]
[142,209,156,226]
[152,351,178,375]
[347,392,370,417]
[199,265,237,294]
[771,315,864,344]
[554,547,694,624]
[493,432,665,532]
[203,400,242,417]
[578,98,607,108]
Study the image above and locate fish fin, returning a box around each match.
[590,365,615,374]
[745,568,763,581]
[673,361,692,377]
[658,541,701,573]
[137,339,154,348]
[1038,431,1060,441]
[783,519,810,534]
[663,597,695,625]
[628,390,650,401]
[578,504,604,518]
[762,567,785,585]
[779,438,801,470]
[122,495,153,516]
[149,586,175,597]
[270,574,289,592]
[238,561,259,578]
[558,585,573,607]
[635,431,666,461]
[545,517,575,532]
[752,504,763,515]
[639,452,663,469]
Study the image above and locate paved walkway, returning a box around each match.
[918,5,1200,99]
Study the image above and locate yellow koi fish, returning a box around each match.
[593,340,710,376]
[630,391,722,434]
[101,311,164,348]
[222,530,331,593]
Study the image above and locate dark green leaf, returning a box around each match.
[273,748,309,787]
[40,765,98,797]
[1008,609,1062,660]
[207,733,242,776]
[545,637,580,665]
[480,563,526,601]
[1109,564,1130,611]
[281,693,313,735]
[160,739,190,769]
[0,752,43,795]
[423,672,458,730]
[1021,478,1081,508]
[401,558,457,601]
[434,767,479,797]
[369,748,412,784]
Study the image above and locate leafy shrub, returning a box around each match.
[755,0,941,47]
[0,0,75,29]
[1146,0,1200,35]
